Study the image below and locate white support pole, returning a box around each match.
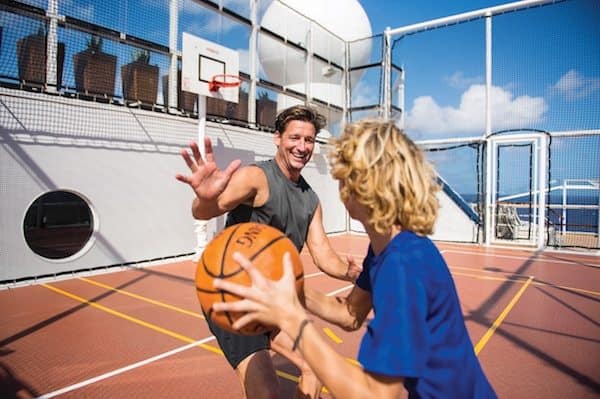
[46,0,59,93]
[193,96,208,261]
[168,0,179,112]
[532,137,540,244]
[248,0,258,124]
[305,23,313,102]
[485,141,495,245]
[485,13,492,139]
[343,40,351,124]
[484,13,493,246]
[382,27,392,119]
[386,0,556,38]
[537,135,548,249]
[198,96,207,157]
[561,182,567,238]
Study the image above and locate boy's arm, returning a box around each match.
[304,285,371,331]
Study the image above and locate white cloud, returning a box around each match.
[351,79,379,108]
[444,71,483,89]
[405,84,547,137]
[237,49,249,74]
[551,69,600,100]
[203,15,239,34]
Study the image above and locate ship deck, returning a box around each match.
[1,234,599,398]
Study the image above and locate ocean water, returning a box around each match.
[461,192,599,233]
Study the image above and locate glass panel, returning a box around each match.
[23,191,94,260]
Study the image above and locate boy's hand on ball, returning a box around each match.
[213,252,304,331]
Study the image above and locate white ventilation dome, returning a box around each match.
[259,0,372,108]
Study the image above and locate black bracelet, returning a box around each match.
[292,319,313,351]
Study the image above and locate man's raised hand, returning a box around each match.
[175,137,241,200]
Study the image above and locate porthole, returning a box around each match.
[23,191,94,260]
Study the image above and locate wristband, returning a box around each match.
[292,319,313,351]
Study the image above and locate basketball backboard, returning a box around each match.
[182,33,240,103]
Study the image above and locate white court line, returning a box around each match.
[36,336,216,399]
[38,266,356,397]
[305,271,325,278]
[305,271,353,296]
[326,285,354,296]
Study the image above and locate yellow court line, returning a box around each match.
[450,269,600,296]
[450,265,536,280]
[451,270,526,283]
[530,281,600,297]
[41,282,360,388]
[78,277,205,319]
[474,276,534,355]
[323,327,343,344]
[41,283,221,355]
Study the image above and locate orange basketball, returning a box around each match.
[195,222,304,335]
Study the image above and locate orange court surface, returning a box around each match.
[1,234,599,398]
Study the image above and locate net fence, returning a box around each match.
[0,0,345,133]
[387,0,599,249]
[1,0,598,249]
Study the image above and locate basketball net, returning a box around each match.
[208,74,241,92]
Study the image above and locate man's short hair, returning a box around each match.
[275,105,326,135]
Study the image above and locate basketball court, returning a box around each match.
[1,2,599,398]
[1,235,598,398]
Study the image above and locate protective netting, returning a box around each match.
[0,0,344,133]
[384,0,599,249]
[1,0,598,249]
[421,141,484,244]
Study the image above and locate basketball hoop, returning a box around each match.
[209,74,241,92]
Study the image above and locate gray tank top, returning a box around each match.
[225,159,319,252]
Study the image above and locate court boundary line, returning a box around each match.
[40,283,221,354]
[474,276,534,354]
[38,279,359,396]
[79,277,204,319]
[39,251,593,397]
[36,336,216,399]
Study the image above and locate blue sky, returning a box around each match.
[354,0,600,139]
[360,0,511,31]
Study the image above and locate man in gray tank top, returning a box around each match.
[177,105,361,399]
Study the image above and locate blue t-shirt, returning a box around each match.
[356,231,497,399]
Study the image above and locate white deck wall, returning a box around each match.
[1,88,476,282]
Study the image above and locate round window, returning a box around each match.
[23,191,94,260]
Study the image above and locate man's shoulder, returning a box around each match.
[233,164,267,187]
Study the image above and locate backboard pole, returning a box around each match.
[181,32,239,261]
[193,95,208,261]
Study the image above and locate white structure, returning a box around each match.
[259,0,372,109]
[0,87,347,283]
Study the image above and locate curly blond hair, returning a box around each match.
[329,119,440,235]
